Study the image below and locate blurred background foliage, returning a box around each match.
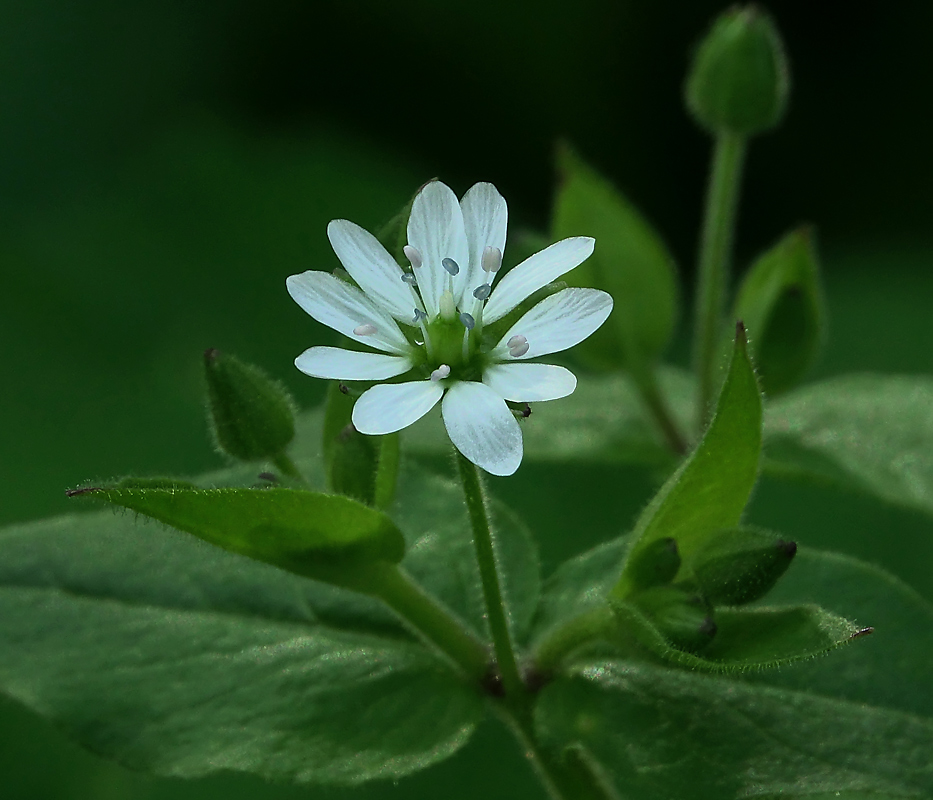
[2,0,931,798]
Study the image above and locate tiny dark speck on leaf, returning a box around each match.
[65,487,102,496]
[851,627,875,639]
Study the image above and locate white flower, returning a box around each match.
[286,181,612,476]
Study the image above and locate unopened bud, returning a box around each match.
[203,349,296,462]
[685,5,789,136]
[622,537,681,594]
[632,586,717,653]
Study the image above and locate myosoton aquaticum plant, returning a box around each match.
[2,6,932,800]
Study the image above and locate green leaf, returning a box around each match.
[614,325,762,593]
[322,380,382,504]
[392,462,541,645]
[764,374,933,516]
[72,485,406,585]
[733,227,825,394]
[552,144,679,374]
[0,510,482,785]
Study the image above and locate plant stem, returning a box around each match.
[362,564,489,681]
[271,452,308,486]
[692,130,747,427]
[531,607,618,674]
[455,452,525,698]
[373,433,399,510]
[633,366,689,455]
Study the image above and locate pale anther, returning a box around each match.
[459,312,475,330]
[509,341,530,358]
[353,323,378,336]
[401,272,418,285]
[442,257,460,276]
[482,246,502,273]
[507,334,527,349]
[403,245,423,269]
[430,364,451,381]
[473,283,492,300]
[411,308,428,324]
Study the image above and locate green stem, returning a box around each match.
[360,564,489,681]
[692,130,747,427]
[271,452,308,486]
[633,365,689,456]
[373,433,399,510]
[455,452,525,698]
[531,607,618,674]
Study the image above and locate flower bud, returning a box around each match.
[619,537,681,595]
[686,526,797,606]
[685,6,789,136]
[632,586,717,653]
[203,349,296,462]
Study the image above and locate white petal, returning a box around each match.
[295,347,413,381]
[483,237,595,324]
[483,363,577,402]
[407,181,469,319]
[352,380,444,435]
[286,271,411,355]
[327,219,420,322]
[459,182,507,307]
[442,382,522,476]
[495,288,613,360]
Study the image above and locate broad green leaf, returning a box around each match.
[0,511,482,785]
[763,374,933,517]
[734,227,825,394]
[393,462,541,646]
[535,659,933,800]
[402,367,694,466]
[614,325,762,592]
[552,144,679,373]
[72,486,406,584]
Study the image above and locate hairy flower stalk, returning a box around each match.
[287,181,613,475]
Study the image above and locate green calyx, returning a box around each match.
[203,349,296,463]
[685,5,789,136]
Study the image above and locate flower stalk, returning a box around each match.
[692,130,747,426]
[455,451,525,698]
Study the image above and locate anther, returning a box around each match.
[509,341,530,358]
[442,257,460,276]
[507,334,527,349]
[403,245,423,269]
[473,283,492,301]
[482,246,502,273]
[430,364,451,381]
[353,323,377,336]
[459,312,475,330]
[412,307,428,324]
[401,272,418,286]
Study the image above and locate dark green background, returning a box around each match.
[2,1,931,797]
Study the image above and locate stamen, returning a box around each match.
[412,307,428,325]
[430,364,451,381]
[473,283,492,300]
[459,312,475,330]
[403,245,423,269]
[482,246,502,273]
[442,257,460,276]
[507,334,527,349]
[509,341,530,358]
[401,272,418,286]
[353,323,378,336]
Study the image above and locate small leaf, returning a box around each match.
[71,485,406,585]
[0,511,481,786]
[614,325,762,594]
[552,144,679,374]
[734,227,825,394]
[763,374,933,518]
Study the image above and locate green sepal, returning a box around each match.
[624,585,716,654]
[618,537,680,595]
[685,5,790,136]
[322,381,381,504]
[551,143,678,374]
[203,349,296,462]
[613,323,762,596]
[69,485,406,587]
[683,526,797,606]
[734,227,825,394]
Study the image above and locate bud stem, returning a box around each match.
[456,452,525,699]
[271,452,309,486]
[693,130,747,428]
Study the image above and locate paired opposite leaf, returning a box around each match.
[72,485,405,585]
[734,227,825,394]
[552,145,679,375]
